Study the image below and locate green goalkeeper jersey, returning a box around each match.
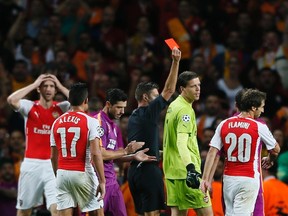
[163,95,201,179]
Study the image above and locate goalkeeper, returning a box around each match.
[163,71,213,216]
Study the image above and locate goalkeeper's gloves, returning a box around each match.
[186,163,201,189]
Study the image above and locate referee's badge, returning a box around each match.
[97,126,104,137]
[182,114,190,122]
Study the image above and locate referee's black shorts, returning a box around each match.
[128,162,166,214]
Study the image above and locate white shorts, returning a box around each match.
[16,158,57,210]
[223,175,259,216]
[56,169,103,212]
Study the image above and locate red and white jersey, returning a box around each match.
[18,99,70,159]
[210,116,276,178]
[50,111,101,172]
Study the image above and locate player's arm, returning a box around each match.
[114,148,157,162]
[262,142,281,169]
[90,138,106,200]
[50,123,58,175]
[161,47,181,101]
[176,132,201,189]
[7,74,49,110]
[208,153,221,184]
[50,74,69,98]
[101,141,144,161]
[50,146,58,175]
[200,146,219,193]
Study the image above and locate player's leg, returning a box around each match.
[17,160,45,216]
[104,183,127,216]
[17,209,33,216]
[58,208,74,216]
[170,207,187,216]
[80,169,104,215]
[140,164,165,216]
[144,209,161,216]
[43,162,58,216]
[127,164,144,215]
[194,206,213,216]
[233,177,259,215]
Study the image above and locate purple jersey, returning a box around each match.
[94,111,124,186]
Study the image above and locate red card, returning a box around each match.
[165,38,180,50]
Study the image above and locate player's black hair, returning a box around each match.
[106,88,127,105]
[69,82,88,106]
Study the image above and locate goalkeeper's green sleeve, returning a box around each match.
[176,132,192,166]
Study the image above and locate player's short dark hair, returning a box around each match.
[235,88,248,111]
[135,82,159,101]
[106,88,127,105]
[176,71,199,92]
[241,89,266,112]
[69,82,88,106]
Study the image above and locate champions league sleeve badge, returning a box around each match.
[97,126,104,137]
[182,114,190,122]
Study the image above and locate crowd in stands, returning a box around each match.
[1,0,288,215]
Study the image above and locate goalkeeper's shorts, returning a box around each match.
[165,178,211,210]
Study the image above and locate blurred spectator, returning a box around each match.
[277,151,288,184]
[197,93,222,141]
[47,49,77,87]
[56,0,90,50]
[122,0,159,36]
[126,15,160,81]
[87,96,104,116]
[189,54,219,100]
[236,12,259,52]
[255,67,287,118]
[0,0,23,38]
[275,15,288,90]
[198,127,215,154]
[11,60,34,92]
[193,28,225,65]
[166,0,204,70]
[273,129,288,153]
[90,6,126,61]
[262,165,288,215]
[14,36,35,71]
[0,127,10,158]
[8,130,25,180]
[47,13,63,45]
[72,32,92,81]
[253,30,280,71]
[212,30,251,80]
[31,27,55,71]
[216,56,243,115]
[275,0,288,33]
[25,0,50,39]
[0,158,17,216]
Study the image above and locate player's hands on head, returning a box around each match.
[34,74,50,87]
[134,148,157,162]
[186,163,201,189]
[96,182,106,201]
[124,141,144,154]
